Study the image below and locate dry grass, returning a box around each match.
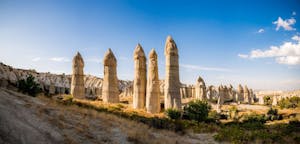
[72,96,165,118]
[32,94,216,143]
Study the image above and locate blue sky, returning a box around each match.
[0,0,300,90]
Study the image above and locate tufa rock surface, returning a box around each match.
[164,36,182,109]
[133,44,147,109]
[71,52,85,99]
[102,49,119,103]
[146,49,161,113]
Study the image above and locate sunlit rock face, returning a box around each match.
[102,49,119,103]
[249,89,254,104]
[195,76,206,101]
[244,85,250,103]
[0,62,133,98]
[217,85,225,113]
[164,36,181,110]
[133,44,147,109]
[71,52,85,99]
[146,49,160,113]
[237,84,244,102]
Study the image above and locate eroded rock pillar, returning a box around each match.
[164,36,181,109]
[146,49,160,113]
[71,52,85,99]
[133,44,147,109]
[102,49,119,103]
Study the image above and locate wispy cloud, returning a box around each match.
[292,35,300,42]
[273,17,296,31]
[180,64,233,72]
[238,54,249,59]
[238,35,300,65]
[32,57,41,62]
[257,28,265,33]
[292,11,296,16]
[49,57,70,62]
[276,56,300,65]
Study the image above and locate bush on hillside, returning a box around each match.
[278,96,300,109]
[183,100,211,123]
[17,74,41,97]
[165,108,182,120]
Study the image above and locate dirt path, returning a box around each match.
[0,88,218,144]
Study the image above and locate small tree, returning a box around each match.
[263,96,272,105]
[266,108,282,121]
[17,74,41,97]
[165,108,181,120]
[183,100,211,123]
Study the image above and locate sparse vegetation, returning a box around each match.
[264,96,272,105]
[278,96,300,109]
[51,95,300,143]
[182,100,211,123]
[17,74,41,97]
[228,106,239,121]
[214,119,300,144]
[266,108,283,121]
[165,108,181,120]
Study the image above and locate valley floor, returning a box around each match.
[0,88,218,144]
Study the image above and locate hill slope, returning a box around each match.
[0,88,217,144]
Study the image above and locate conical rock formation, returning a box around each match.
[102,49,119,103]
[133,44,147,109]
[146,49,160,113]
[71,52,85,99]
[164,36,181,109]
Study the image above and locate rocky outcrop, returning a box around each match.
[146,49,160,113]
[237,84,244,102]
[133,44,147,109]
[71,52,85,99]
[0,62,129,99]
[244,85,250,103]
[164,36,181,109]
[102,49,119,103]
[195,76,206,100]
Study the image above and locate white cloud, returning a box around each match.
[239,35,300,65]
[238,54,249,58]
[32,57,41,62]
[292,11,296,16]
[276,56,300,65]
[250,42,300,58]
[49,57,70,62]
[273,17,296,31]
[180,64,233,72]
[257,28,264,33]
[292,35,300,42]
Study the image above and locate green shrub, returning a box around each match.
[278,96,300,109]
[183,100,211,123]
[263,96,272,105]
[208,110,221,122]
[165,108,181,120]
[214,125,249,143]
[266,108,283,121]
[17,74,41,97]
[267,108,278,115]
[228,106,239,120]
[243,113,267,124]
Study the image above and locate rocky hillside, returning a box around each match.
[0,62,259,101]
[0,62,133,99]
[0,87,217,144]
[0,62,198,99]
